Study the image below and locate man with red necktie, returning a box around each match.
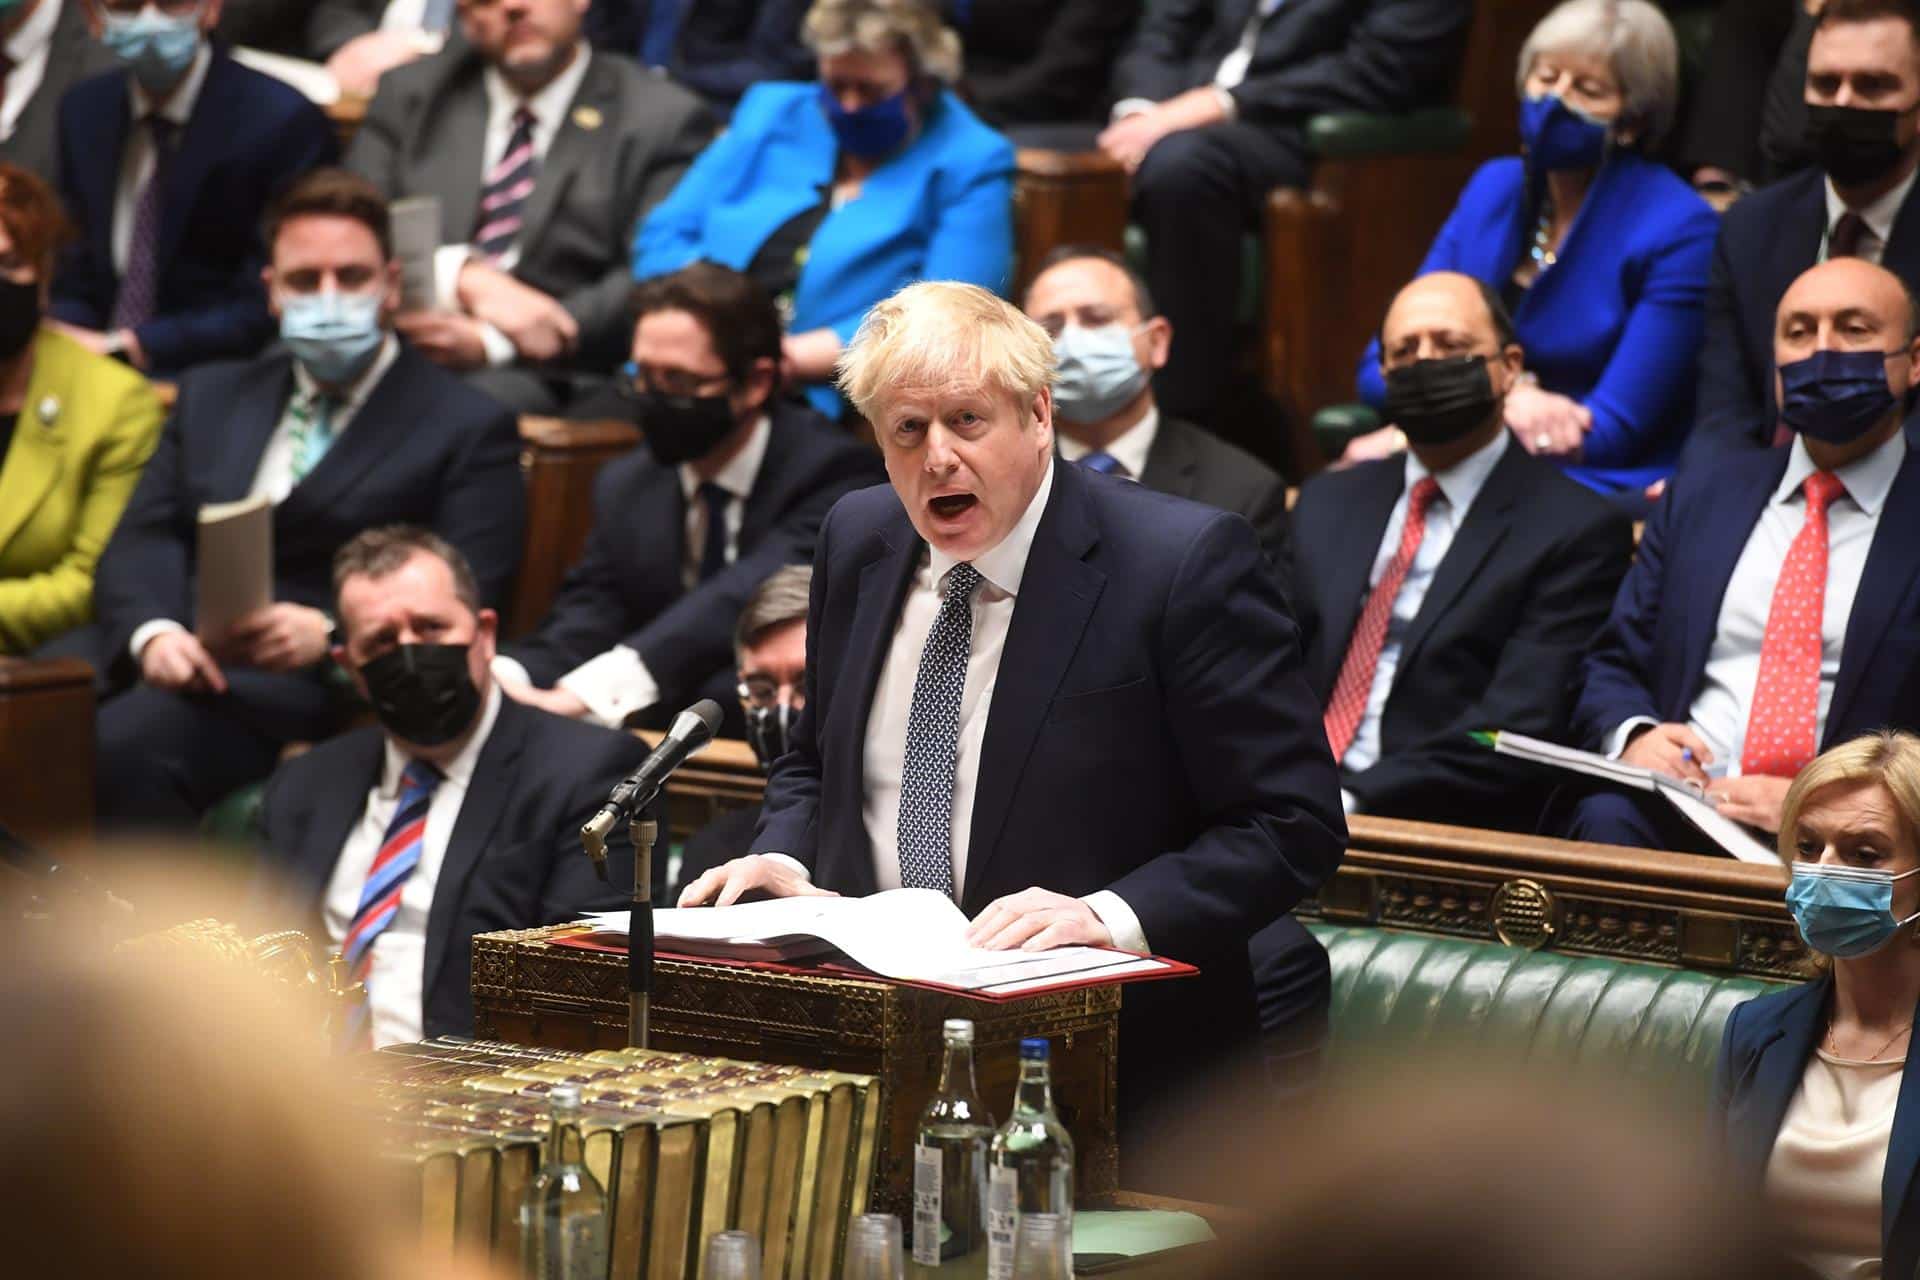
[1570,256,1920,851]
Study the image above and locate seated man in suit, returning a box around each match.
[669,562,810,902]
[1021,243,1292,596]
[257,526,646,1046]
[1570,256,1920,850]
[0,0,116,179]
[1689,0,1920,465]
[84,168,525,829]
[938,0,1140,139]
[346,0,713,413]
[48,0,338,374]
[583,0,811,119]
[1095,0,1470,428]
[493,262,880,734]
[679,281,1346,1182]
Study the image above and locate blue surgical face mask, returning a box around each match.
[819,85,912,159]
[1519,93,1611,171]
[280,289,385,387]
[102,4,204,96]
[1786,861,1920,958]
[1778,348,1907,444]
[1052,323,1150,424]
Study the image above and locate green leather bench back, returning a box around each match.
[1309,923,1790,1106]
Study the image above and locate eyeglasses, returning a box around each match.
[737,676,802,711]
[618,360,731,401]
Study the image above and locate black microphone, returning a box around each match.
[580,698,724,875]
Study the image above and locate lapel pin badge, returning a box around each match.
[572,105,603,131]
[36,395,58,426]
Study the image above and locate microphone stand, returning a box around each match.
[627,804,657,1049]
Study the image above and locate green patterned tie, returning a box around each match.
[289,391,338,485]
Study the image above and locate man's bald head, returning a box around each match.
[1379,272,1519,364]
[1777,256,1920,346]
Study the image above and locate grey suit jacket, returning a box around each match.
[1138,414,1294,601]
[346,44,713,367]
[2,0,115,180]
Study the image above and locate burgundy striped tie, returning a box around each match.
[472,107,538,264]
[112,116,176,333]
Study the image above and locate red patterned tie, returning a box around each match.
[1323,476,1442,761]
[1742,471,1847,779]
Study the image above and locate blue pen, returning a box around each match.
[1680,748,1694,764]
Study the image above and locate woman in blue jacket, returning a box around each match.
[633,0,1015,421]
[1712,731,1920,1280]
[1350,0,1717,498]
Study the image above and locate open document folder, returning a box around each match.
[1476,730,1778,865]
[570,887,1196,999]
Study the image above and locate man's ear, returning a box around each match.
[1495,342,1526,390]
[742,355,778,415]
[1031,386,1053,448]
[262,268,279,319]
[381,259,404,326]
[1142,316,1173,372]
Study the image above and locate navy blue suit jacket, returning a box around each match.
[1687,167,1920,468]
[256,696,647,1038]
[1712,976,1920,1278]
[503,401,882,727]
[50,49,338,374]
[93,346,525,688]
[1572,440,1920,753]
[751,461,1347,1098]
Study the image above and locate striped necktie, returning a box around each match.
[112,116,177,332]
[472,107,538,264]
[340,759,441,1048]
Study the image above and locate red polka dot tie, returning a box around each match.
[1742,471,1847,779]
[1324,477,1442,762]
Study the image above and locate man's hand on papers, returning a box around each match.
[1620,722,1713,788]
[456,261,578,362]
[965,888,1114,952]
[140,630,227,694]
[1707,775,1791,833]
[500,680,590,719]
[220,604,331,672]
[677,854,841,907]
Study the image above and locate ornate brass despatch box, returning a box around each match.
[470,925,1123,1219]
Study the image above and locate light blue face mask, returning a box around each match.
[1052,323,1149,424]
[101,4,204,96]
[1786,861,1920,958]
[280,290,385,387]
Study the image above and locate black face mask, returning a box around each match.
[1805,104,1910,187]
[0,277,42,363]
[359,643,482,747]
[628,388,739,466]
[1382,355,1501,446]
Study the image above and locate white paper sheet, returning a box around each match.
[194,495,273,643]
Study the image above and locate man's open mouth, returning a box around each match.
[929,494,977,518]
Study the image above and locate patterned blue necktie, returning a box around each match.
[896,562,981,898]
[1079,451,1128,478]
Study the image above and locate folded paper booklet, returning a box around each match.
[571,887,1196,998]
[1476,730,1777,865]
[194,494,273,644]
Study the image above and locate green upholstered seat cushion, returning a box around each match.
[202,780,266,846]
[1311,403,1383,457]
[1304,108,1473,159]
[1308,924,1789,1108]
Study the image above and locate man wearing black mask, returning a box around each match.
[494,262,880,735]
[254,526,645,1046]
[1289,271,1633,829]
[1689,0,1920,465]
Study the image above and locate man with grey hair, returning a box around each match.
[680,281,1345,1181]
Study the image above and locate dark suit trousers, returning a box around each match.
[1133,121,1307,426]
[1563,789,1727,857]
[1249,912,1330,1101]
[96,667,343,829]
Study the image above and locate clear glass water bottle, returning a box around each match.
[521,1083,610,1280]
[985,1038,1073,1280]
[914,1018,996,1269]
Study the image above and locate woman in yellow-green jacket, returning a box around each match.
[0,163,162,655]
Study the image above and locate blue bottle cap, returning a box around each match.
[1019,1037,1049,1060]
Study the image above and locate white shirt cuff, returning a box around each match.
[130,618,188,662]
[1082,889,1149,955]
[1340,788,1361,816]
[432,244,471,311]
[556,644,659,729]
[1110,97,1156,121]
[761,852,809,878]
[488,653,533,689]
[1211,86,1238,121]
[478,320,517,368]
[1606,717,1660,760]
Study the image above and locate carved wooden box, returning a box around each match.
[470,925,1122,1218]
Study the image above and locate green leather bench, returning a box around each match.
[1309,922,1790,1107]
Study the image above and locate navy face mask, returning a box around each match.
[820,85,912,158]
[1519,93,1611,171]
[1778,348,1908,443]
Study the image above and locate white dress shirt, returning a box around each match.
[490,416,772,729]
[111,42,211,277]
[1113,0,1282,120]
[1822,166,1920,266]
[0,0,62,142]
[431,47,592,368]
[127,335,402,663]
[1607,431,1906,768]
[322,685,503,1047]
[1054,405,1158,482]
[766,461,1149,953]
[1339,430,1509,811]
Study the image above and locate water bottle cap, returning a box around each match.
[1019,1037,1049,1060]
[550,1082,582,1107]
[943,1018,975,1042]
